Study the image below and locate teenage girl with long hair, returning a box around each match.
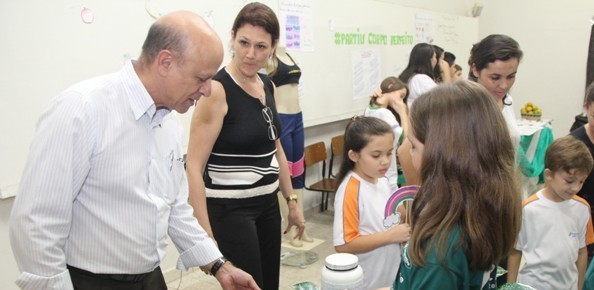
[392,81,522,289]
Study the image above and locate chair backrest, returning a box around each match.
[329,135,344,178]
[304,141,328,167]
[303,141,336,212]
[331,135,344,157]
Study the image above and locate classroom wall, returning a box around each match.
[2,1,592,289]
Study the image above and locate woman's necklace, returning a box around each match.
[226,65,265,105]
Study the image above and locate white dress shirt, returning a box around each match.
[9,60,221,290]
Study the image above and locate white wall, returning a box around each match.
[2,1,592,289]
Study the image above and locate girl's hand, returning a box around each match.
[438,59,450,72]
[389,92,407,114]
[389,223,411,243]
[438,59,452,82]
[373,88,383,98]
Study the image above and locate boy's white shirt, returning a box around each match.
[515,189,592,290]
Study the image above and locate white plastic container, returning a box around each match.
[321,253,364,290]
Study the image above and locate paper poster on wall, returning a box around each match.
[285,15,301,49]
[279,0,314,51]
[437,15,461,45]
[352,49,381,100]
[415,13,435,44]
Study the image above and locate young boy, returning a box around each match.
[508,136,594,290]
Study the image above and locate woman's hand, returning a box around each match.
[284,200,306,240]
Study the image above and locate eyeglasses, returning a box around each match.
[262,106,278,141]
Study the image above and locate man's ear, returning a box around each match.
[156,50,174,77]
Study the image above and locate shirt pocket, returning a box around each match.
[167,158,185,204]
[153,151,185,205]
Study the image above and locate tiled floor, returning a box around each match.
[166,210,335,290]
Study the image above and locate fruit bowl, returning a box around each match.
[521,102,542,121]
[521,113,542,121]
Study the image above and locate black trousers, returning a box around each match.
[68,265,167,290]
[207,192,281,290]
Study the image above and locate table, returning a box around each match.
[516,119,554,199]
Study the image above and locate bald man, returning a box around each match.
[9,11,260,290]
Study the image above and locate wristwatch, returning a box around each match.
[285,193,298,203]
[209,257,228,276]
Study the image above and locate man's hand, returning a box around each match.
[215,262,261,290]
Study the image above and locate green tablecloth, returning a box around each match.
[517,126,554,183]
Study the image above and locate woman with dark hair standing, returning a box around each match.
[186,3,306,289]
[468,35,524,285]
[398,43,438,108]
[432,44,452,83]
[468,34,523,147]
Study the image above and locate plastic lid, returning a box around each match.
[324,253,359,271]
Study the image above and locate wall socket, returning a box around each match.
[0,183,18,199]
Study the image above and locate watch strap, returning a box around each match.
[210,257,228,276]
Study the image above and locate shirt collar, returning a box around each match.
[121,60,170,121]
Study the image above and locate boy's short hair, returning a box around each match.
[545,136,593,175]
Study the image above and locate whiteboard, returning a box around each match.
[0,0,477,190]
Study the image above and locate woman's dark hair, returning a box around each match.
[468,34,523,82]
[335,116,394,186]
[585,81,594,107]
[468,34,523,106]
[232,2,279,46]
[433,45,445,83]
[399,43,435,84]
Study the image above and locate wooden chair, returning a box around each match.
[329,134,344,179]
[304,141,337,212]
